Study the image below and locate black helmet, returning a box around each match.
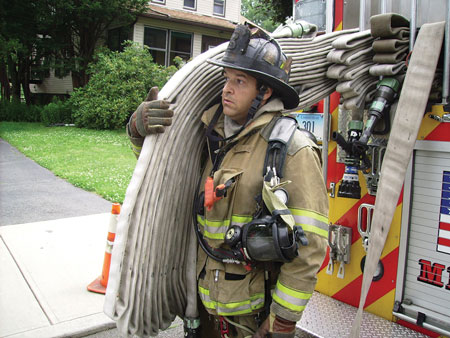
[208,24,300,110]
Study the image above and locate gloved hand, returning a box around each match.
[129,86,173,137]
[252,313,296,338]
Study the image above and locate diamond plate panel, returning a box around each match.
[296,292,430,338]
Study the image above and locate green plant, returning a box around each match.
[40,98,74,126]
[0,100,41,122]
[70,42,178,130]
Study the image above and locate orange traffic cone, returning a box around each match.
[87,203,121,294]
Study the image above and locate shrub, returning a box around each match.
[70,42,179,130]
[40,98,74,126]
[0,100,41,122]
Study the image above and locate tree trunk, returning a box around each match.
[71,27,95,89]
[21,70,32,105]
[71,67,90,89]
[0,60,11,101]
[19,58,32,105]
[71,71,82,89]
[7,56,21,102]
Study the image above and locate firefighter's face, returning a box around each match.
[221,68,272,125]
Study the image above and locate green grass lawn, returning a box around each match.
[0,122,137,204]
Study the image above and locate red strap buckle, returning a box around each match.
[219,316,230,338]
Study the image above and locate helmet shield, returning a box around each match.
[208,24,300,109]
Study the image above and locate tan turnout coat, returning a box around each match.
[196,99,329,322]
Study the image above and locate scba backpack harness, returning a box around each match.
[195,115,309,266]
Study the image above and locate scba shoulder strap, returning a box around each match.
[263,115,298,183]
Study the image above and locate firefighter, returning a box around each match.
[127,24,328,338]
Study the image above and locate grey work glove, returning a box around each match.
[129,87,173,137]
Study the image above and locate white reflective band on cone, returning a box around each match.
[350,21,446,338]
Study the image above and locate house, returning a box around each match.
[30,0,240,95]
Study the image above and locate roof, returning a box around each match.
[140,4,238,31]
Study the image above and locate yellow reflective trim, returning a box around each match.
[198,285,209,296]
[231,215,253,224]
[196,214,252,240]
[197,215,252,227]
[205,219,231,227]
[273,280,312,312]
[276,281,311,300]
[198,286,216,309]
[204,230,225,240]
[197,215,205,225]
[272,293,306,312]
[289,209,328,223]
[299,224,328,238]
[289,208,329,238]
[198,284,264,315]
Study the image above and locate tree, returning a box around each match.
[0,0,47,103]
[43,0,149,89]
[241,0,292,32]
[263,0,292,25]
[0,0,149,105]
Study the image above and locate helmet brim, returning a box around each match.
[207,59,300,110]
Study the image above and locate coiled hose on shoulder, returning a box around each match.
[104,28,358,338]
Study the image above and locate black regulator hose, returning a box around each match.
[192,175,242,264]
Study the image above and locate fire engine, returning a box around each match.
[293,0,450,337]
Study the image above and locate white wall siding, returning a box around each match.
[152,0,240,23]
[136,17,230,39]
[225,0,241,23]
[134,21,145,47]
[164,0,182,11]
[196,0,213,17]
[135,16,231,58]
[30,70,73,95]
[192,32,202,57]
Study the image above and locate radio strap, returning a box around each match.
[350,21,446,338]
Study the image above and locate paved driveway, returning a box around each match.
[0,138,111,226]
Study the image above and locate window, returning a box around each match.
[108,26,131,52]
[151,0,165,4]
[144,27,168,65]
[170,32,192,65]
[201,35,228,53]
[213,0,225,16]
[184,0,196,10]
[144,27,192,66]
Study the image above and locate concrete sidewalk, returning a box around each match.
[0,213,116,338]
[0,138,185,338]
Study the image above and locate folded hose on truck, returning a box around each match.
[104,28,360,338]
[350,21,446,338]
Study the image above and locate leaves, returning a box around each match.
[69,42,178,130]
[241,0,292,32]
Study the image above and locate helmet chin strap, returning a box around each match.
[205,84,268,144]
[245,84,268,125]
